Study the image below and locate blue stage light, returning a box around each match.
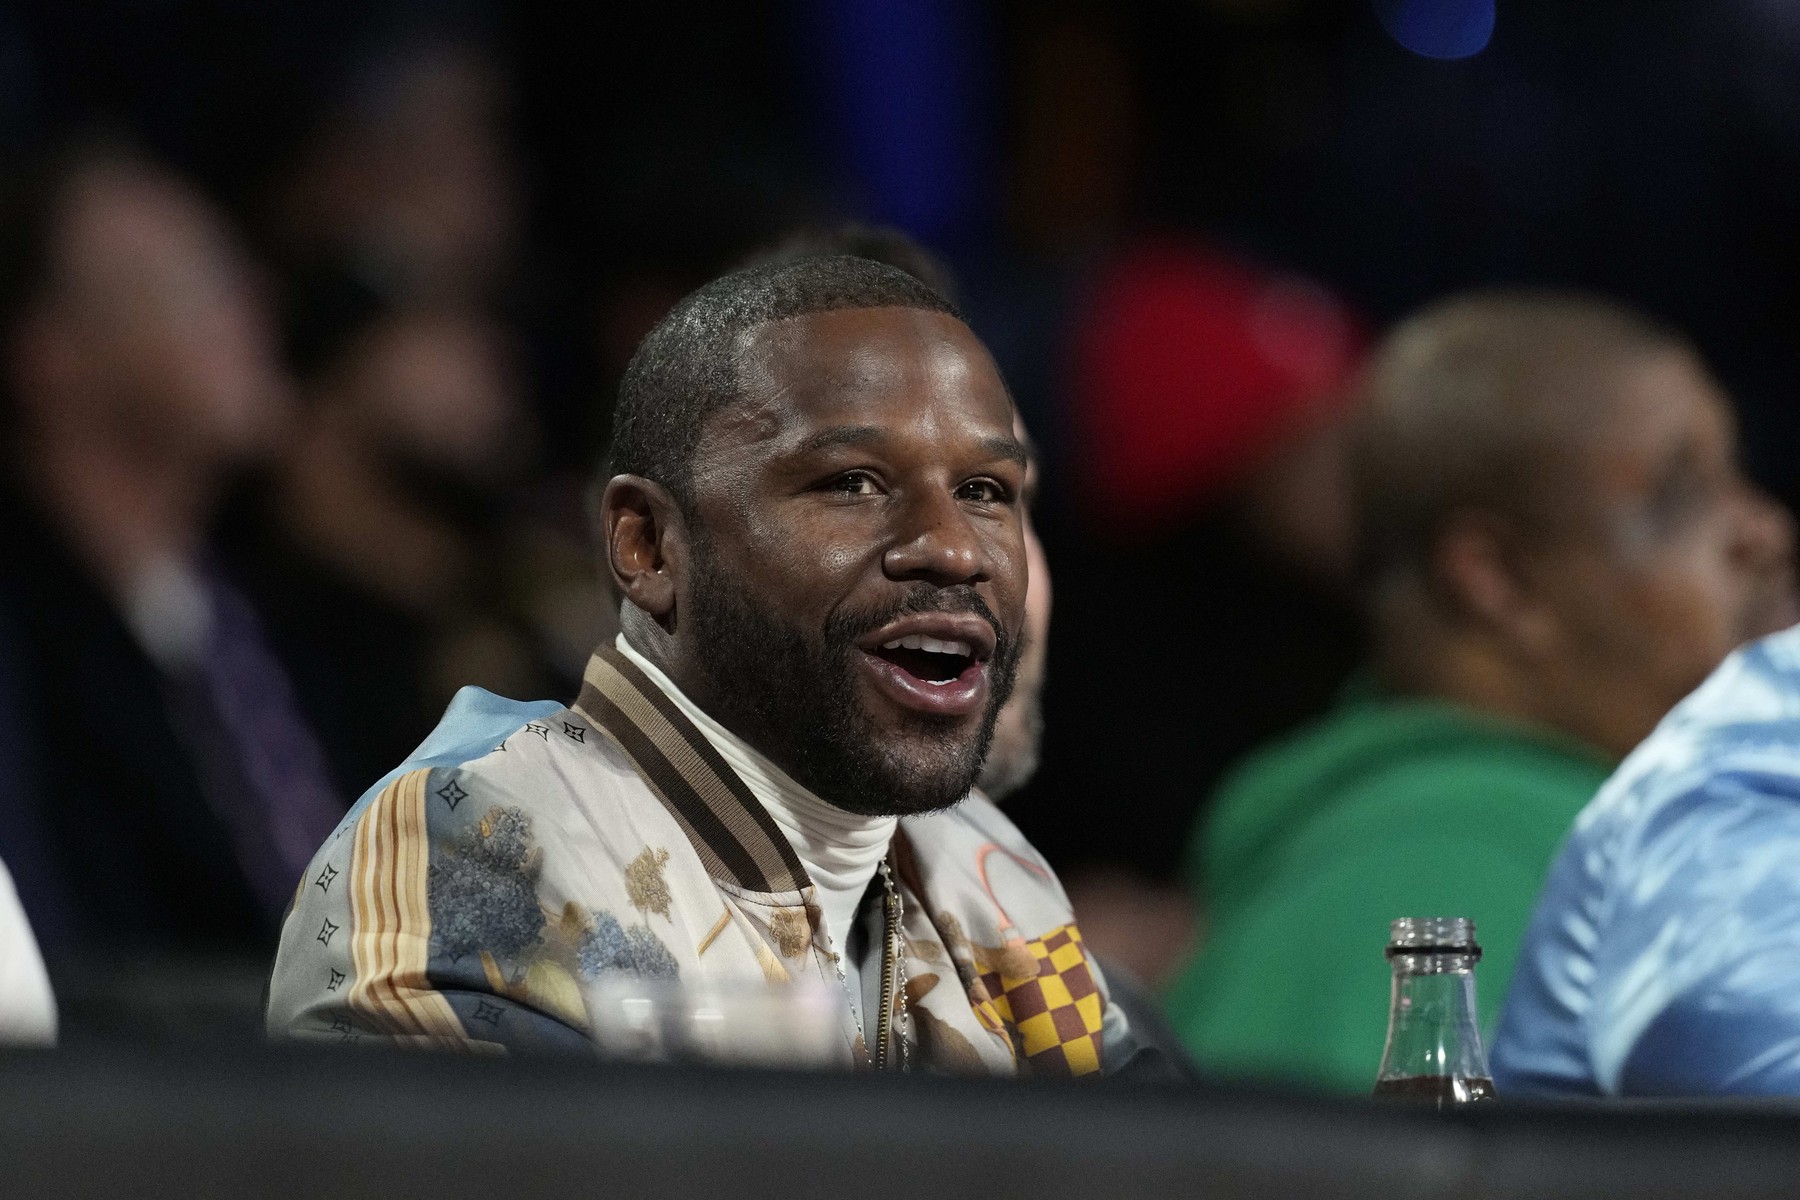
[1374,0,1496,60]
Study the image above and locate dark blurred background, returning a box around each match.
[5,0,1800,1022]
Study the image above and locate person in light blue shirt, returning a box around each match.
[1495,626,1800,1096]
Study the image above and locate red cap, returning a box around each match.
[1070,237,1366,535]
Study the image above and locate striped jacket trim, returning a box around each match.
[572,646,811,895]
[346,768,469,1048]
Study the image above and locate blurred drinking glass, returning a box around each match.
[587,976,845,1070]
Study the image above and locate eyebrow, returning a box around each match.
[793,425,1030,468]
[795,426,887,456]
[978,434,1031,468]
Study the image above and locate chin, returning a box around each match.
[830,734,987,818]
[863,789,972,819]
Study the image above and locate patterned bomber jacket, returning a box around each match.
[268,646,1132,1075]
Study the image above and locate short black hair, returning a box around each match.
[606,254,963,508]
[746,222,961,306]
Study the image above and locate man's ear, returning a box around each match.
[600,474,687,622]
[1432,510,1559,655]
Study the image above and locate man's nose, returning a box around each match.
[882,488,990,586]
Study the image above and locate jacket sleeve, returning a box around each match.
[1594,773,1800,1096]
[1088,952,1197,1081]
[266,766,598,1057]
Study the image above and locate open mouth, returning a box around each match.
[872,634,977,684]
[856,613,997,718]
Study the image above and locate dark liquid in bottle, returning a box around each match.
[1372,1075,1496,1107]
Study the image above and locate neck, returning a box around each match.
[618,604,720,708]
[614,633,893,946]
[277,415,470,613]
[616,630,892,830]
[1378,630,1532,723]
[618,607,824,796]
[1373,598,1616,759]
[21,421,215,592]
[1375,595,1551,733]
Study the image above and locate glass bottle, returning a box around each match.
[1372,916,1496,1106]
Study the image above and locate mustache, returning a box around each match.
[827,584,1006,651]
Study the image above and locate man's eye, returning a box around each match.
[826,471,881,496]
[1650,470,1718,530]
[957,478,1010,504]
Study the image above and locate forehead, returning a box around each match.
[718,306,1014,447]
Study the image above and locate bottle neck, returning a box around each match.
[1376,957,1491,1083]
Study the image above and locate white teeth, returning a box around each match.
[879,634,973,656]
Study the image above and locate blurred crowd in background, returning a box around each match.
[8,0,1800,1088]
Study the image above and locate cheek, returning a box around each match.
[991,535,1030,641]
[724,508,876,609]
[1614,547,1743,668]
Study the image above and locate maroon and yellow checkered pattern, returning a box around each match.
[977,923,1103,1077]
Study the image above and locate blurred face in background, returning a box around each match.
[326,310,530,496]
[1525,349,1796,756]
[276,43,519,299]
[23,158,286,463]
[978,419,1051,801]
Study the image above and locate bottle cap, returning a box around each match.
[1386,916,1480,958]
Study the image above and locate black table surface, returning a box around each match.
[6,1038,1800,1200]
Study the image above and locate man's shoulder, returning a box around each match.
[1643,629,1800,779]
[1505,632,1800,1060]
[1222,695,1597,805]
[1504,631,1800,1096]
[369,687,564,784]
[905,790,1047,865]
[330,687,656,856]
[438,701,630,789]
[1675,625,1800,729]
[900,791,1076,932]
[1576,629,1800,849]
[1203,697,1607,877]
[268,688,700,1053]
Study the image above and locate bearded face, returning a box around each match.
[608,306,1032,820]
[683,527,1020,817]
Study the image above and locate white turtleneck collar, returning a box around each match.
[615,635,895,959]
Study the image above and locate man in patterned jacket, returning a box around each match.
[267,255,1137,1075]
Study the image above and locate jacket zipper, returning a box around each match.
[874,883,897,1068]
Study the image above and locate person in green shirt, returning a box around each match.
[1164,290,1799,1093]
